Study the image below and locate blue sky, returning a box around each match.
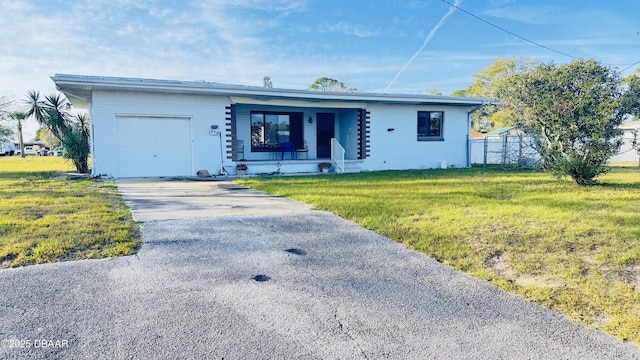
[2,0,640,103]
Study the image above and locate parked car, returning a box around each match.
[17,146,37,156]
[49,147,64,156]
[0,142,15,156]
[38,148,49,156]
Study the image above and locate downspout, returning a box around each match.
[467,100,490,168]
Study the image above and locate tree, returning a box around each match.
[458,57,538,131]
[7,112,26,157]
[263,75,273,88]
[308,77,357,92]
[0,94,15,143]
[500,59,638,185]
[0,94,11,114]
[450,89,467,97]
[0,125,13,142]
[24,91,90,173]
[36,126,62,148]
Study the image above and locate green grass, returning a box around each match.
[0,156,140,267]
[237,168,640,344]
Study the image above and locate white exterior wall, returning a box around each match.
[91,91,228,178]
[609,129,640,163]
[337,109,359,160]
[90,90,476,177]
[361,103,471,171]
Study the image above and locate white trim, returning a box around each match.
[229,96,367,109]
[52,74,491,107]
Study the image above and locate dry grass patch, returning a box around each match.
[0,156,140,267]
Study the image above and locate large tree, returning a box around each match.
[500,59,640,185]
[308,77,357,92]
[454,57,537,131]
[24,91,90,173]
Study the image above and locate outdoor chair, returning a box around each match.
[281,142,295,160]
[296,140,309,159]
[233,139,245,160]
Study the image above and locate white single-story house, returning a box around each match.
[52,74,489,178]
[609,120,640,164]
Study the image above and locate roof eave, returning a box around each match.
[51,74,492,107]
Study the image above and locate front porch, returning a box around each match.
[232,158,364,175]
[225,102,370,173]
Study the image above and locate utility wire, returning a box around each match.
[621,60,640,73]
[439,0,577,59]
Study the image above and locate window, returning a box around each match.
[250,111,303,151]
[417,111,444,141]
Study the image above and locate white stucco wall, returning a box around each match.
[361,103,471,171]
[91,91,228,178]
[90,91,475,177]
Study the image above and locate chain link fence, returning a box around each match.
[469,135,542,168]
[470,134,640,168]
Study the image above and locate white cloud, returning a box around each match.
[481,5,564,25]
[319,21,380,37]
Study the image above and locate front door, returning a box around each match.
[316,113,335,158]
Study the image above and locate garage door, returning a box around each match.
[116,116,192,177]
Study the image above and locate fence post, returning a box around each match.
[518,134,523,167]
[502,135,507,167]
[483,137,488,168]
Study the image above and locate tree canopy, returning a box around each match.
[500,59,640,185]
[263,75,273,88]
[454,57,538,131]
[0,94,14,142]
[0,125,13,142]
[36,126,62,148]
[308,77,357,92]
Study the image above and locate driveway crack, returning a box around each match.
[334,308,369,359]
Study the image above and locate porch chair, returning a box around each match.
[233,140,245,160]
[296,140,309,159]
[280,142,295,160]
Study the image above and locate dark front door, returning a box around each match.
[316,113,335,158]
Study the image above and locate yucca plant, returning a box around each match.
[23,91,90,173]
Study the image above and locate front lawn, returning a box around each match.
[0,156,140,267]
[237,168,640,344]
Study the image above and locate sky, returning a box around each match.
[2,0,640,138]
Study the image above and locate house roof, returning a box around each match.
[620,120,640,130]
[51,74,491,108]
[485,126,516,136]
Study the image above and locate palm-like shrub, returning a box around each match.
[24,91,90,173]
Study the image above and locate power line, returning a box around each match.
[621,60,640,73]
[439,0,577,59]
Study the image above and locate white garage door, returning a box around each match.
[116,116,192,177]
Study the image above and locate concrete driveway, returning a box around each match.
[1,178,639,359]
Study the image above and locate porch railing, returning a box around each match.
[331,138,345,173]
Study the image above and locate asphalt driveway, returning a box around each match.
[1,178,639,359]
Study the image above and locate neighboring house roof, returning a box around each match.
[51,74,490,108]
[470,131,485,139]
[620,121,640,130]
[485,126,517,136]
